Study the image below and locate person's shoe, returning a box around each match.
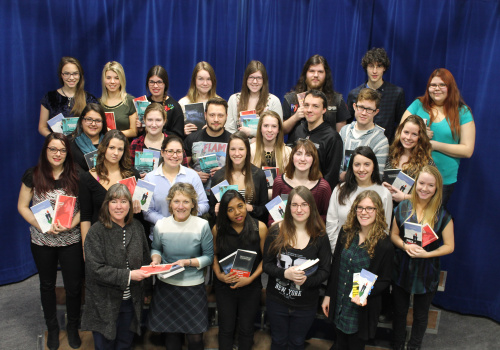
[47,328,60,350]
[379,313,393,323]
[67,326,82,349]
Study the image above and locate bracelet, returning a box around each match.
[188,259,192,267]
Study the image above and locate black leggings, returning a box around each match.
[165,332,203,350]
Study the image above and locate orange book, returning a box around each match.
[54,195,77,228]
[105,112,116,130]
[118,176,137,196]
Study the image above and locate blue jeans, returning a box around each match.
[266,298,317,350]
[93,299,135,350]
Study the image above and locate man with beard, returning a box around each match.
[282,54,350,141]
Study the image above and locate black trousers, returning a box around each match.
[334,328,366,350]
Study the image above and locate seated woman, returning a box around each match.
[326,146,392,252]
[82,183,151,350]
[391,165,454,350]
[212,190,267,350]
[178,61,219,136]
[401,68,475,206]
[263,186,331,349]
[225,60,283,136]
[209,131,268,223]
[383,114,435,203]
[70,103,108,171]
[147,183,214,350]
[100,61,138,138]
[270,138,331,225]
[17,133,83,350]
[145,65,185,138]
[322,190,394,350]
[143,136,209,232]
[79,130,141,244]
[39,56,98,137]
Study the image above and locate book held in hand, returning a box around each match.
[350,269,378,304]
[297,92,307,107]
[105,112,116,130]
[30,199,55,233]
[140,264,185,279]
[218,251,238,274]
[61,117,78,135]
[230,249,257,279]
[392,172,415,194]
[404,221,422,246]
[133,95,150,126]
[422,223,439,247]
[132,179,156,211]
[84,150,98,170]
[184,102,205,130]
[47,113,64,133]
[263,167,279,189]
[383,168,401,185]
[241,115,259,133]
[238,110,256,129]
[294,258,320,289]
[266,196,286,222]
[199,154,219,173]
[211,180,230,202]
[220,185,239,199]
[118,176,137,196]
[135,150,160,174]
[343,149,355,171]
[54,195,77,229]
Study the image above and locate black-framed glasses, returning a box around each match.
[61,72,80,78]
[356,206,376,214]
[163,149,183,156]
[47,147,67,154]
[429,83,447,89]
[83,117,103,125]
[355,104,377,115]
[148,80,165,86]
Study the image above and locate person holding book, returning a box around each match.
[270,138,331,225]
[18,133,83,350]
[82,183,151,350]
[321,190,394,350]
[143,136,209,233]
[401,68,475,207]
[212,190,267,350]
[382,115,435,203]
[39,56,98,137]
[70,103,108,171]
[145,65,185,139]
[178,61,219,136]
[100,61,138,138]
[390,165,454,350]
[209,131,268,223]
[326,146,392,252]
[79,130,142,245]
[225,60,283,135]
[148,183,214,350]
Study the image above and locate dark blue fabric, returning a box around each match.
[1,0,498,321]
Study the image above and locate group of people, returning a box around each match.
[18,48,474,350]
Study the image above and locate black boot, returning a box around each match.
[47,326,60,350]
[67,325,81,349]
[407,346,420,350]
[392,343,405,350]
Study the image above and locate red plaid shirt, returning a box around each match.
[130,133,188,167]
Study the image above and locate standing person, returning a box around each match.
[401,68,475,206]
[287,90,343,190]
[148,183,214,350]
[100,61,138,138]
[282,54,349,139]
[209,132,268,223]
[263,186,331,349]
[178,61,219,136]
[212,190,267,350]
[145,65,185,139]
[347,48,406,142]
[322,190,394,350]
[17,133,83,350]
[39,56,98,137]
[270,139,331,225]
[326,146,392,252]
[70,103,108,171]
[391,166,454,350]
[225,60,283,136]
[82,184,151,350]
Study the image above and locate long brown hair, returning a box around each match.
[186,61,218,102]
[238,60,269,116]
[225,132,255,204]
[252,111,288,172]
[283,139,322,181]
[418,68,471,140]
[342,190,387,258]
[99,183,134,229]
[57,57,87,118]
[92,130,133,182]
[269,186,326,256]
[409,165,443,228]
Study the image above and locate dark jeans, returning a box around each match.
[30,242,83,329]
[93,299,135,350]
[441,183,455,209]
[392,284,436,348]
[215,285,261,350]
[266,298,317,350]
[334,328,366,350]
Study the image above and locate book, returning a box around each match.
[220,185,239,199]
[47,113,64,133]
[105,112,116,130]
[54,195,76,228]
[30,199,54,233]
[392,172,415,194]
[422,223,439,247]
[84,150,98,170]
[264,170,274,189]
[343,149,355,171]
[118,176,137,196]
[132,179,156,211]
[134,149,160,174]
[350,273,361,298]
[140,264,185,279]
[61,117,78,135]
[383,168,401,185]
[357,269,378,304]
[296,92,307,107]
[199,153,219,173]
[280,194,289,206]
[266,196,286,222]
[295,258,320,289]
[191,141,228,170]
[404,221,422,246]
[184,102,205,130]
[133,95,150,126]
[241,115,259,133]
[238,109,257,129]
[218,251,238,274]
[211,180,230,202]
[230,249,257,279]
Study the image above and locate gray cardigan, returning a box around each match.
[81,219,151,340]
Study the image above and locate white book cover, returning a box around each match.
[266,196,286,222]
[392,172,415,194]
[404,221,422,246]
[30,199,54,233]
[47,113,64,133]
[358,269,378,304]
[264,170,274,188]
[211,180,229,202]
[132,179,156,211]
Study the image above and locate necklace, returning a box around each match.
[60,88,74,108]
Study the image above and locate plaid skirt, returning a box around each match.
[147,281,208,334]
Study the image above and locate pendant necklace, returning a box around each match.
[60,88,74,108]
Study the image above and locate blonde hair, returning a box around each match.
[167,183,199,217]
[186,62,218,102]
[252,111,287,172]
[409,165,443,228]
[100,61,128,106]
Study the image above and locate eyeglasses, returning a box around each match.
[163,149,183,156]
[355,104,377,115]
[356,206,376,214]
[61,72,80,78]
[247,76,263,82]
[291,203,310,210]
[83,117,103,125]
[47,147,67,154]
[148,80,165,86]
[429,83,447,89]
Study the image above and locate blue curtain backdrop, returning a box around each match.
[1,0,498,321]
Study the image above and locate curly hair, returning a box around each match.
[292,54,338,103]
[361,48,391,71]
[93,130,133,182]
[342,190,387,258]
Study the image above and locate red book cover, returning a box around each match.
[133,95,148,102]
[54,195,76,228]
[140,264,183,275]
[239,109,256,116]
[105,112,116,130]
[229,249,256,278]
[422,223,439,247]
[118,176,137,196]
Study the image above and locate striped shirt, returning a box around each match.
[122,228,131,300]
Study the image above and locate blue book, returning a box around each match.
[211,180,230,202]
[47,113,64,133]
[404,221,422,246]
[266,196,286,222]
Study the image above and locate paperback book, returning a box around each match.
[238,109,257,129]
[296,92,307,107]
[383,168,401,185]
[191,141,228,170]
[392,172,415,194]
[132,179,156,211]
[54,195,77,229]
[230,249,257,279]
[140,264,185,279]
[422,223,439,247]
[404,221,422,246]
[118,176,137,196]
[241,115,259,133]
[263,167,279,189]
[352,269,378,304]
[280,194,289,206]
[133,95,150,126]
[135,149,160,174]
[30,199,54,233]
[199,154,219,173]
[84,150,98,170]
[105,112,117,130]
[47,113,64,133]
[343,149,355,171]
[218,251,238,274]
[266,196,286,222]
[184,102,205,130]
[220,185,239,199]
[295,258,320,289]
[211,180,230,202]
[61,117,78,135]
